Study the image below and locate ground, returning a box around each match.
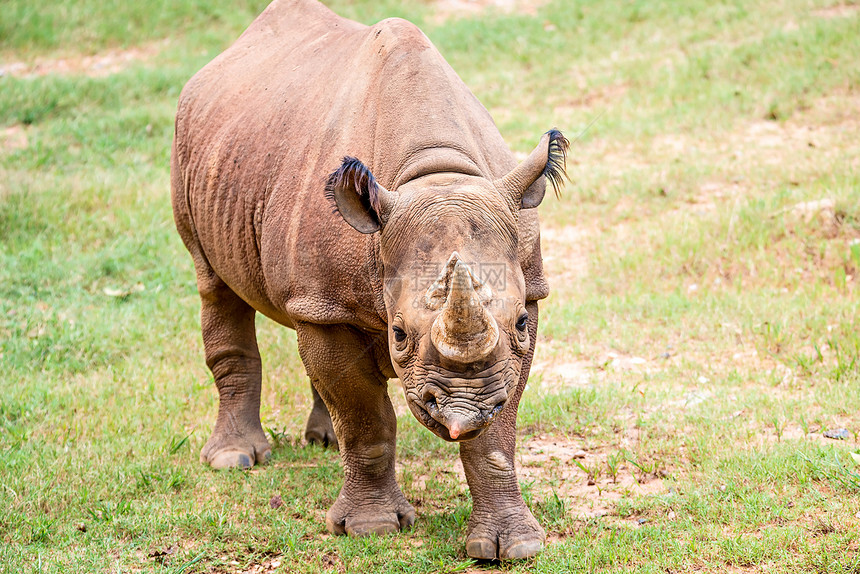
[1,0,859,572]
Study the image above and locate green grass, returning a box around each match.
[2,0,860,572]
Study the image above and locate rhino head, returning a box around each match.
[328,130,568,442]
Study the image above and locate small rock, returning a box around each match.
[103,283,145,298]
[788,198,839,237]
[667,511,676,520]
[587,478,595,486]
[148,545,177,559]
[791,198,835,218]
[269,494,284,509]
[823,428,851,440]
[684,389,712,407]
[637,518,648,525]
[572,450,587,459]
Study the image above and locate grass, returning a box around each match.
[1,0,859,572]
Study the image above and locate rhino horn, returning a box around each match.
[430,259,499,364]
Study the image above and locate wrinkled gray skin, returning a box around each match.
[170,0,565,560]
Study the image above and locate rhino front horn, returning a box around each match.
[430,258,499,364]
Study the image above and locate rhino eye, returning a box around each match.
[392,326,407,343]
[515,312,529,332]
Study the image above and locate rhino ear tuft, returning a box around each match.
[542,128,570,199]
[326,157,396,234]
[496,129,570,210]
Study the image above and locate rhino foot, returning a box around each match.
[304,402,338,450]
[465,504,545,560]
[325,488,416,536]
[200,428,271,470]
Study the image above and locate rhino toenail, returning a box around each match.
[466,537,498,560]
[501,540,543,560]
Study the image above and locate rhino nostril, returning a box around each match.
[486,401,505,421]
[423,392,439,414]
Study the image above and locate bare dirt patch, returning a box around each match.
[0,42,164,78]
[531,357,597,393]
[553,82,629,115]
[233,557,284,574]
[518,435,668,519]
[540,224,591,284]
[718,92,860,178]
[576,92,860,216]
[812,3,860,19]
[1,125,28,151]
[403,432,667,520]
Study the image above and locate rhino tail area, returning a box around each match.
[169,118,197,257]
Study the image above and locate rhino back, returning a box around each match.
[172,0,546,330]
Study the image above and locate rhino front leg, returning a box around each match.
[459,301,544,560]
[304,382,338,449]
[296,323,414,535]
[197,274,271,469]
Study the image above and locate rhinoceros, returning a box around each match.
[170,0,568,560]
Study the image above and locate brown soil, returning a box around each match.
[811,4,860,19]
[0,42,163,78]
[1,125,28,152]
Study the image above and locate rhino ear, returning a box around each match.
[326,157,397,234]
[495,129,570,210]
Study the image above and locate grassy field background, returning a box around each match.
[1,0,859,572]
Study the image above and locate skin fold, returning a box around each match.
[171,0,567,560]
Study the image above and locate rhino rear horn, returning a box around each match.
[495,129,570,210]
[326,157,397,233]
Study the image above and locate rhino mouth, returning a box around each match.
[408,387,507,443]
[403,360,515,442]
[419,400,488,442]
[411,399,488,442]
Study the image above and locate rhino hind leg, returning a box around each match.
[305,383,339,449]
[296,322,415,536]
[196,269,271,470]
[459,301,545,560]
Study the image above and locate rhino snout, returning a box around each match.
[420,386,507,441]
